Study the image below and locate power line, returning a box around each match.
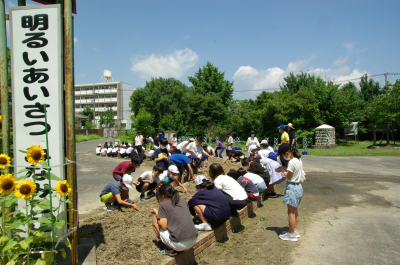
[233,72,400,92]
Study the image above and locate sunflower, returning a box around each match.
[55,180,71,197]
[15,179,36,200]
[0,174,18,195]
[0,154,11,170]
[26,145,46,165]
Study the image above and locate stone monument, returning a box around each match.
[313,124,338,149]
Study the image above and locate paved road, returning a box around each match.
[76,138,155,218]
[301,155,400,176]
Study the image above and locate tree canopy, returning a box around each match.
[129,63,398,143]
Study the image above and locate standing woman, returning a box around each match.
[224,131,234,157]
[150,184,198,256]
[208,163,248,217]
[171,134,178,153]
[134,131,144,158]
[244,130,260,153]
[287,123,296,147]
[275,143,306,242]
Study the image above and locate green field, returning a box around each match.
[76,134,103,143]
[302,141,400,156]
[233,140,399,156]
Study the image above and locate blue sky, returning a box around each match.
[7,0,400,99]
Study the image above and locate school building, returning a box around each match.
[74,81,133,129]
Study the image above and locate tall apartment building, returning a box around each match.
[74,81,132,129]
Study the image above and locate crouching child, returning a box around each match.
[99,174,139,212]
[188,176,231,231]
[150,184,198,257]
[135,165,163,201]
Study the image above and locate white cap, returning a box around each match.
[168,165,180,174]
[122,174,132,189]
[249,146,258,153]
[194,175,207,186]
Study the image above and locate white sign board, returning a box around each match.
[10,5,65,232]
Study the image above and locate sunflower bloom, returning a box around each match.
[55,180,71,197]
[26,145,46,165]
[0,174,18,195]
[0,154,11,170]
[15,179,36,200]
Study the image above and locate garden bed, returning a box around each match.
[78,158,245,265]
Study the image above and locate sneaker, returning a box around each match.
[281,231,300,238]
[279,232,298,242]
[140,194,145,201]
[265,191,277,198]
[195,223,212,231]
[158,246,178,257]
[127,198,134,204]
[103,203,114,212]
[147,191,156,198]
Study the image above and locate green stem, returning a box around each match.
[43,105,56,265]
[26,200,30,265]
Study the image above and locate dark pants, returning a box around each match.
[135,145,144,158]
[135,181,158,193]
[214,147,224,158]
[226,148,232,157]
[222,192,247,216]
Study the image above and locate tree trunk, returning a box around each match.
[373,128,376,145]
[386,122,390,145]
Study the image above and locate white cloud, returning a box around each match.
[233,56,315,92]
[74,37,78,43]
[131,48,199,79]
[333,55,349,66]
[233,56,369,96]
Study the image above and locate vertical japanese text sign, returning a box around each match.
[9,5,65,227]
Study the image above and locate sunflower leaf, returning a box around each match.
[19,150,27,154]
[1,238,18,252]
[15,175,27,180]
[65,237,71,249]
[8,220,23,229]
[39,161,48,167]
[19,236,34,250]
[37,217,51,224]
[55,220,66,229]
[5,196,17,207]
[36,199,51,210]
[17,169,29,174]
[64,199,73,204]
[43,172,61,181]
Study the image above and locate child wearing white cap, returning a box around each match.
[158,166,188,193]
[99,174,139,212]
[96,144,101,156]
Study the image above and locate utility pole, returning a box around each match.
[384,72,388,88]
[92,84,97,128]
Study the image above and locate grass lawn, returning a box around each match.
[76,134,103,143]
[300,140,400,156]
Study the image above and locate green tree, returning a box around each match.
[131,109,155,137]
[367,80,400,145]
[129,77,191,133]
[80,106,94,128]
[188,62,234,106]
[99,108,115,127]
